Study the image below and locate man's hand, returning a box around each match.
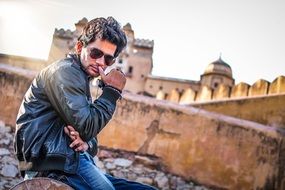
[99,67,126,91]
[64,125,88,152]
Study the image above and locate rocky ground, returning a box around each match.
[0,121,211,190]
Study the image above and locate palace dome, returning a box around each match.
[204,57,232,78]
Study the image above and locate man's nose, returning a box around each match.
[95,56,105,66]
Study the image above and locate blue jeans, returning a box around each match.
[48,152,157,190]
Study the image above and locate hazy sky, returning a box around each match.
[0,0,284,84]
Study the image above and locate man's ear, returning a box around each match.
[75,41,83,54]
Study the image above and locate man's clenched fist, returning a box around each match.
[99,67,126,91]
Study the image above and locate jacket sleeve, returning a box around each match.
[43,66,121,142]
[87,138,98,157]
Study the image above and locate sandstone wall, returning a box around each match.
[144,77,200,98]
[0,64,35,126]
[191,94,285,129]
[1,66,285,189]
[157,76,285,104]
[99,94,285,190]
[0,53,47,71]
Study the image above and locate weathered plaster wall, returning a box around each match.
[0,53,47,71]
[99,94,285,189]
[145,77,200,98]
[191,94,285,129]
[164,76,285,104]
[0,64,35,126]
[1,65,285,189]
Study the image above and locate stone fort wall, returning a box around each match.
[0,64,36,126]
[0,53,47,71]
[191,93,285,129]
[164,76,285,104]
[1,65,285,189]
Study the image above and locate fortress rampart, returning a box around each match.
[164,76,285,105]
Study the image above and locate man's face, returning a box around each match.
[79,39,117,77]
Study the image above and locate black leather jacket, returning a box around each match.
[14,54,121,175]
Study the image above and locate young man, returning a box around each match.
[14,17,156,190]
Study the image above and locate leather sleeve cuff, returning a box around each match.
[100,86,122,105]
[87,138,98,157]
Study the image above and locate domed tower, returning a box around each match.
[200,56,235,89]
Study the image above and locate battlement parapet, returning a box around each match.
[133,38,154,48]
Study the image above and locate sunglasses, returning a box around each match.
[89,48,115,66]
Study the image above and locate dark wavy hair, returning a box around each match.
[78,17,127,58]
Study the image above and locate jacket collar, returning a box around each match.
[67,53,93,81]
